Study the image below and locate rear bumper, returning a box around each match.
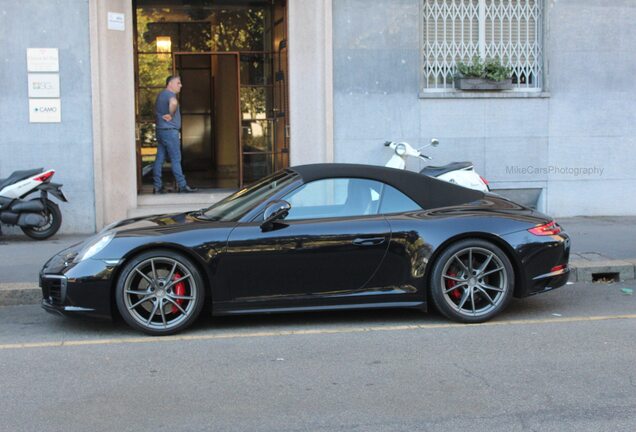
[502,229,571,297]
[526,265,571,296]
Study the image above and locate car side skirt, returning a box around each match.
[212,301,426,316]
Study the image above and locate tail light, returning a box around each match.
[479,176,489,186]
[34,170,55,183]
[528,220,562,236]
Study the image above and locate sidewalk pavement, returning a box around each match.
[1,216,635,307]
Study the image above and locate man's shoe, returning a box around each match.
[178,185,198,193]
[153,188,166,194]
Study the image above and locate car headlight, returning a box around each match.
[74,233,115,262]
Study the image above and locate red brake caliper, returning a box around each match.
[446,271,462,300]
[171,272,186,314]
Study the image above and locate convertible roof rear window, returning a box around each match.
[290,164,484,210]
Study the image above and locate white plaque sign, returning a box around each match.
[28,74,60,98]
[29,99,61,123]
[108,12,125,31]
[27,48,59,72]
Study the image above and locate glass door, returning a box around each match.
[134,1,290,191]
[175,53,241,189]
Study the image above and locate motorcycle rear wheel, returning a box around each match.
[21,199,62,240]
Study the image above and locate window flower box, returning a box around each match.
[453,57,513,91]
[454,77,513,91]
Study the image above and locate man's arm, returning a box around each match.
[162,96,179,121]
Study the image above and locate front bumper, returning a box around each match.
[40,254,119,320]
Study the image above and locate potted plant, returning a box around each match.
[454,57,513,91]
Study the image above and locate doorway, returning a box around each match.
[175,53,240,189]
[133,0,290,192]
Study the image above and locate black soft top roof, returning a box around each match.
[289,163,484,210]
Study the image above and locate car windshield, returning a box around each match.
[198,171,299,222]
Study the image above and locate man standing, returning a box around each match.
[152,75,197,193]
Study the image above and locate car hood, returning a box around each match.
[107,212,202,233]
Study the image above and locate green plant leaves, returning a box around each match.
[455,57,512,81]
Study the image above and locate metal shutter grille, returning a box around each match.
[422,0,543,91]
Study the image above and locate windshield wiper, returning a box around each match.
[188,210,221,221]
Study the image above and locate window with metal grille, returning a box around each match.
[421,0,543,92]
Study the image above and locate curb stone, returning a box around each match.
[570,254,636,282]
[2,258,636,307]
[0,283,41,307]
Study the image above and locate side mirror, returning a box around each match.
[431,138,440,147]
[261,200,291,231]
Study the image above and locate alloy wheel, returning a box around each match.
[122,257,198,331]
[440,246,508,318]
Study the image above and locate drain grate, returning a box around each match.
[592,272,619,283]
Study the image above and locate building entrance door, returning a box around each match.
[174,53,240,189]
[134,0,290,191]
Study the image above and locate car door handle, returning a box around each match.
[352,237,385,246]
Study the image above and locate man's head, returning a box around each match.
[165,75,182,94]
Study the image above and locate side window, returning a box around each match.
[379,184,421,214]
[283,178,383,220]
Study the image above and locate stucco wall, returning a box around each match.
[289,0,334,165]
[544,0,636,216]
[0,0,95,233]
[333,0,636,216]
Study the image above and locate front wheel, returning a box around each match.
[115,250,205,335]
[21,199,62,240]
[430,239,514,323]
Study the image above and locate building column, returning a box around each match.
[89,0,137,228]
[288,0,334,165]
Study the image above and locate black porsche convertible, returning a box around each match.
[40,164,570,335]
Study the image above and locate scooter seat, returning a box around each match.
[420,161,473,178]
[0,168,44,192]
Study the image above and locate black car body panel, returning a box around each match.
[40,164,570,322]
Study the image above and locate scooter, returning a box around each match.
[384,139,490,192]
[0,168,67,240]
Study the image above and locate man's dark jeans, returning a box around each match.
[153,128,186,190]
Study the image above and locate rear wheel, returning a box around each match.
[21,199,62,240]
[430,239,514,323]
[115,250,205,335]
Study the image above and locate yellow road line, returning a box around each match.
[1,314,635,351]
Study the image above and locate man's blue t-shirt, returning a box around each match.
[155,89,181,129]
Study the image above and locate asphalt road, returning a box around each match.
[1,281,635,432]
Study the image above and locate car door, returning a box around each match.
[218,178,391,310]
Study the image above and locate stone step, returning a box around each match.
[129,190,234,219]
[136,190,234,206]
[128,204,201,218]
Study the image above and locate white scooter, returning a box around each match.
[384,139,490,192]
[0,168,67,239]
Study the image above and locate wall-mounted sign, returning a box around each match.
[27,74,60,98]
[29,99,61,123]
[108,12,125,31]
[27,48,59,72]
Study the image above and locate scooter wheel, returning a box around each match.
[21,199,62,240]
